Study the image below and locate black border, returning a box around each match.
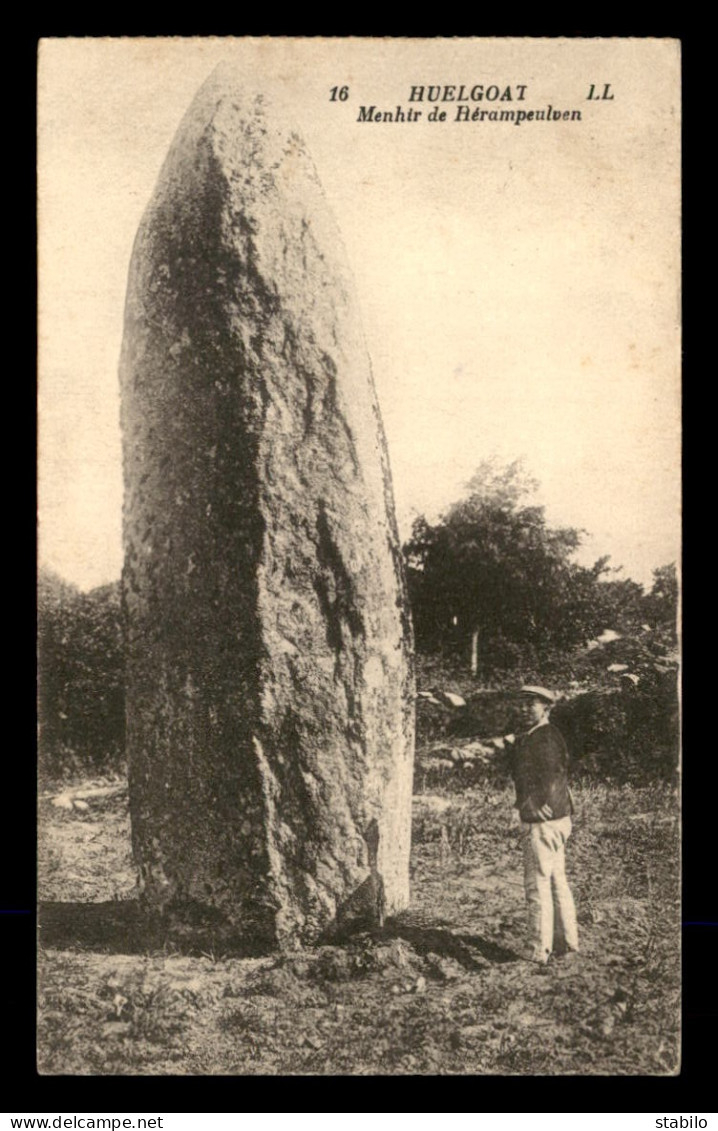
[22,27,703,1111]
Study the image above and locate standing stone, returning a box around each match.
[120,68,415,949]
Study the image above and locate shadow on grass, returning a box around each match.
[39,900,149,954]
[39,902,521,969]
[384,914,520,969]
[38,900,273,957]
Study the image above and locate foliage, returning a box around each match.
[591,575,646,633]
[36,462,678,785]
[404,460,679,681]
[553,682,678,785]
[413,621,680,787]
[38,568,125,777]
[404,459,612,669]
[643,563,679,637]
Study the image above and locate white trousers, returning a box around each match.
[520,816,579,962]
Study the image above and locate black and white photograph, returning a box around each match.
[37,36,681,1076]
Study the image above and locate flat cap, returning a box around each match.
[519,685,555,704]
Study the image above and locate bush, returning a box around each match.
[38,569,125,778]
[552,677,679,784]
[415,638,679,786]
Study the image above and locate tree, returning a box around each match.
[591,573,646,634]
[643,563,679,636]
[404,459,611,674]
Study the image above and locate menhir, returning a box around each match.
[120,67,415,949]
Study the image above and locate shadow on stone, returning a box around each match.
[326,874,386,943]
[324,818,388,943]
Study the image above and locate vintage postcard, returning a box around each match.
[38,37,681,1076]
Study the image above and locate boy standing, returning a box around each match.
[506,685,579,965]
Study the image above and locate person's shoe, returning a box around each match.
[512,949,548,967]
[522,947,553,972]
[557,948,581,965]
[530,947,552,965]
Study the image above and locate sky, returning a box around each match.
[37,38,681,592]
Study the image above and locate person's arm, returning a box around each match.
[518,797,554,822]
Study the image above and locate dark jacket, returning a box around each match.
[510,722,573,822]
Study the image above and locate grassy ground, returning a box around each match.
[37,774,679,1076]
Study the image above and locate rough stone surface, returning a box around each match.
[120,68,415,948]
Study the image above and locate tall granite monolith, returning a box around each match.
[120,69,415,948]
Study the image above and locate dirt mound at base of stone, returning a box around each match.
[244,962,329,1007]
[244,935,451,1003]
